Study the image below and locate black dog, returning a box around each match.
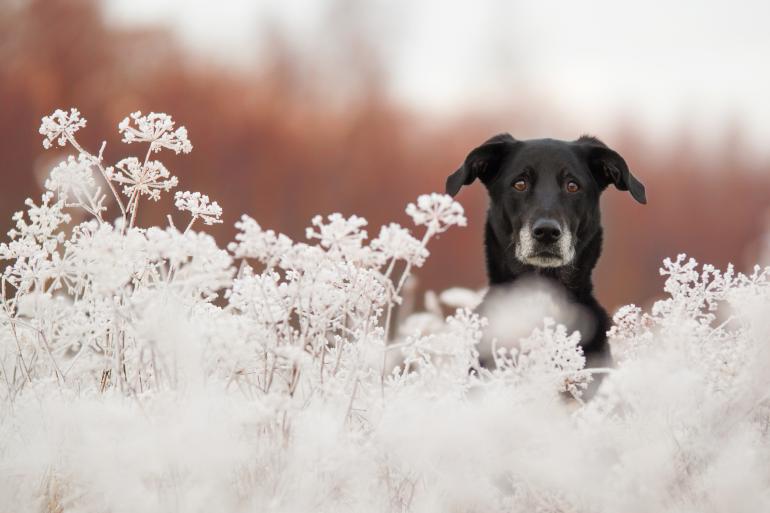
[446,134,646,389]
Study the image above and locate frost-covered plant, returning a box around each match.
[107,157,178,205]
[2,109,232,397]
[174,191,223,226]
[118,110,193,154]
[39,107,87,149]
[1,107,478,405]
[2,108,770,513]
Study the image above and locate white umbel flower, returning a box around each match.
[371,223,428,267]
[118,111,192,154]
[174,191,223,225]
[39,108,87,149]
[228,215,293,266]
[106,157,179,206]
[406,193,467,234]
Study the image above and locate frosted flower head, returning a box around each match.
[7,192,71,250]
[608,304,655,362]
[371,223,429,267]
[175,191,223,225]
[228,215,293,266]
[145,227,235,295]
[406,193,467,234]
[45,154,98,202]
[401,308,486,378]
[66,224,150,293]
[106,157,178,206]
[305,213,370,261]
[39,108,87,149]
[508,318,589,398]
[277,242,326,273]
[228,270,292,324]
[118,111,192,154]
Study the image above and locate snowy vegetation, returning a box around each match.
[1,109,769,513]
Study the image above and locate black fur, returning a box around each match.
[446,134,646,389]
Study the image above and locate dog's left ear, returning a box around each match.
[446,133,518,197]
[575,136,647,204]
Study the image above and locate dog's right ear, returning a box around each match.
[445,133,518,197]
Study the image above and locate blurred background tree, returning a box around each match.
[2,0,769,310]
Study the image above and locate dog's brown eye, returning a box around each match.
[566,181,580,193]
[513,180,528,192]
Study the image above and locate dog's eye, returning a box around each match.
[512,179,528,192]
[566,181,580,193]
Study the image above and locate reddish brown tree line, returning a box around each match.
[1,0,768,310]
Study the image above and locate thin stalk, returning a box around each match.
[66,135,127,225]
[344,376,360,424]
[35,326,64,384]
[2,281,32,384]
[164,216,197,286]
[128,143,156,229]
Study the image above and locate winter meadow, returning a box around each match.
[1,108,769,513]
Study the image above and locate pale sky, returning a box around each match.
[105,0,770,154]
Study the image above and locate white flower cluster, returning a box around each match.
[107,157,178,204]
[118,111,193,154]
[38,108,86,149]
[2,108,463,405]
[227,214,293,266]
[36,107,192,229]
[608,254,770,392]
[492,317,589,397]
[4,192,70,254]
[2,107,770,513]
[45,154,97,201]
[406,192,467,234]
[306,213,368,254]
[372,223,429,267]
[174,191,223,225]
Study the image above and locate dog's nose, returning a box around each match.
[532,219,562,243]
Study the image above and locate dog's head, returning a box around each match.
[446,134,646,269]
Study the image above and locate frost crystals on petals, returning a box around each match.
[106,158,179,208]
[39,108,87,149]
[406,193,467,234]
[175,191,223,225]
[118,111,192,154]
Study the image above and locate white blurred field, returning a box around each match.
[1,109,770,512]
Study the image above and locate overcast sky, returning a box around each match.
[105,0,770,153]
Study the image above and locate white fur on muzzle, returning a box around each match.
[514,222,575,268]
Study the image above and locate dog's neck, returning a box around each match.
[484,220,602,300]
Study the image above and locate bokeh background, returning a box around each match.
[2,0,769,311]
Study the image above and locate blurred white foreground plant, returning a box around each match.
[1,108,770,513]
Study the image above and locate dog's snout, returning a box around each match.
[532,219,562,243]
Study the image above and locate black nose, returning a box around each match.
[532,219,562,243]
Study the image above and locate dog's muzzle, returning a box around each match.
[515,219,575,268]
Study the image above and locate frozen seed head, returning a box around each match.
[406,193,467,234]
[106,158,179,206]
[39,108,87,149]
[174,191,223,225]
[118,111,192,154]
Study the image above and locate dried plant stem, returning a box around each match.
[65,135,127,225]
[128,143,156,229]
[380,227,436,386]
[2,281,32,385]
[344,375,359,424]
